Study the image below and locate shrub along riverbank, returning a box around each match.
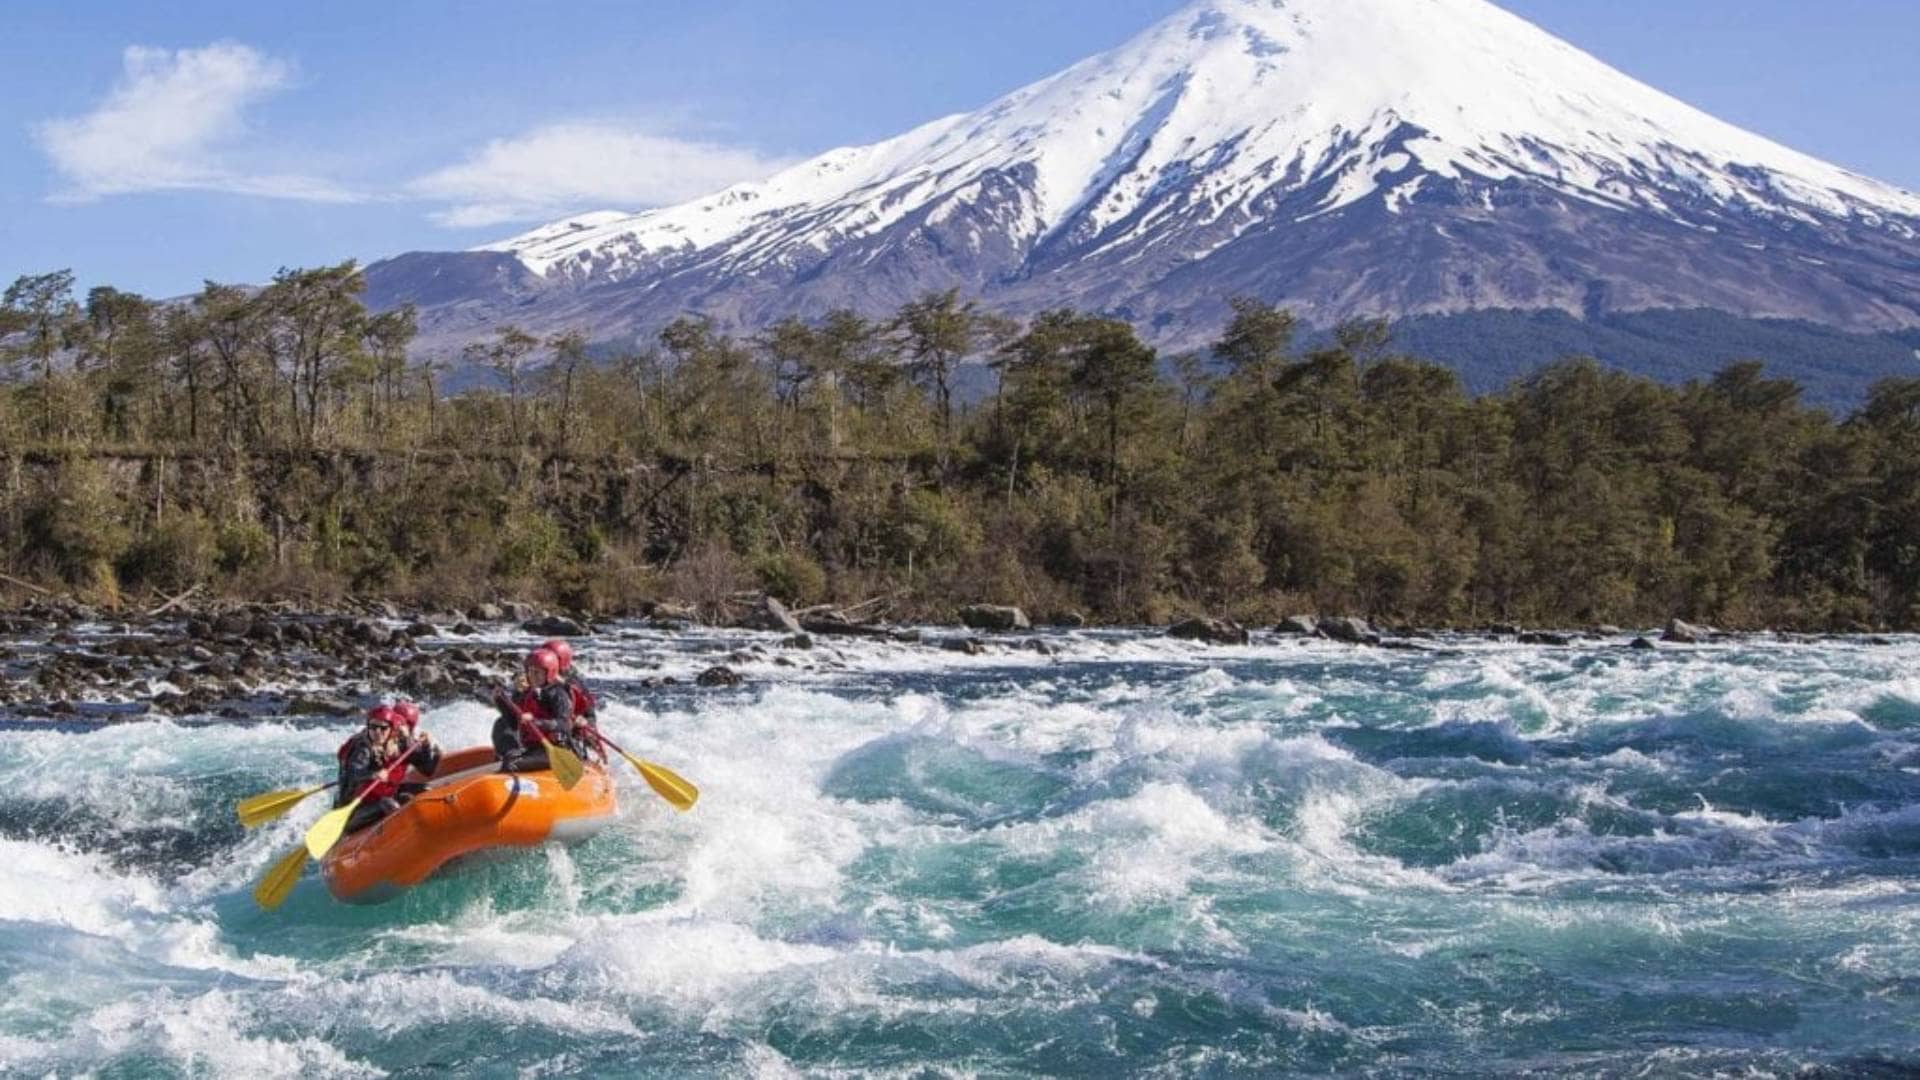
[2,266,1918,630]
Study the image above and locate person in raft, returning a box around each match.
[542,638,605,760]
[336,703,442,834]
[389,699,438,795]
[491,647,584,773]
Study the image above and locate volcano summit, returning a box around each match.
[369,0,1920,351]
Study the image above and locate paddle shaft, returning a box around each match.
[590,729,698,811]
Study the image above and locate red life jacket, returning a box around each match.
[337,733,407,801]
[568,681,595,719]
[513,686,558,746]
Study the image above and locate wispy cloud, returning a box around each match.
[34,42,361,203]
[408,121,792,228]
[35,43,788,231]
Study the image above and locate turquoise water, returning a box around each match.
[2,628,1918,1077]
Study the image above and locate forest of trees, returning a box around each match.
[2,262,1917,630]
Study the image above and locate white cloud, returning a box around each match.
[409,121,790,228]
[34,42,360,203]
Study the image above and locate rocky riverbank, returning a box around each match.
[0,596,1900,723]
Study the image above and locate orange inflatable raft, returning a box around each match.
[321,745,619,903]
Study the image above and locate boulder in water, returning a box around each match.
[740,596,803,634]
[959,605,1031,632]
[285,694,355,716]
[1169,617,1250,646]
[1663,619,1714,644]
[696,665,743,688]
[1319,617,1381,646]
[522,615,588,637]
[1275,614,1318,636]
[802,613,889,638]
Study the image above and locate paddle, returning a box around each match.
[303,741,424,860]
[251,844,309,911]
[250,744,422,911]
[236,781,335,829]
[492,685,585,791]
[588,728,699,812]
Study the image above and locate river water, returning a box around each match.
[2,626,1917,1076]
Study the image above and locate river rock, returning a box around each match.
[1275,615,1319,636]
[959,605,1031,632]
[1629,636,1657,650]
[1320,617,1382,646]
[802,613,889,638]
[469,602,505,622]
[696,665,743,688]
[1518,631,1574,646]
[1663,619,1714,644]
[285,694,355,716]
[522,615,588,637]
[741,596,803,635]
[1169,617,1250,645]
[941,637,988,655]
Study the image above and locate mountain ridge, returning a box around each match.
[367,0,1920,358]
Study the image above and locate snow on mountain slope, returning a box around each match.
[476,0,1920,291]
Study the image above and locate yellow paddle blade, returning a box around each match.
[303,801,356,860]
[542,737,586,791]
[252,845,309,910]
[624,751,699,812]
[235,784,332,829]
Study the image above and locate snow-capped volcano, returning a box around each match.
[371,0,1920,346]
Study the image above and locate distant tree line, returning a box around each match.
[2,263,1917,629]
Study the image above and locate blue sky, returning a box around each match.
[4,0,1917,298]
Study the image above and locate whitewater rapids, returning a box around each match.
[2,626,1917,1075]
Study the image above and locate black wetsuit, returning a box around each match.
[491,683,579,772]
[336,731,443,833]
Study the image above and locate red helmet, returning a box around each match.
[543,639,574,672]
[393,700,421,730]
[526,648,562,680]
[366,704,397,730]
